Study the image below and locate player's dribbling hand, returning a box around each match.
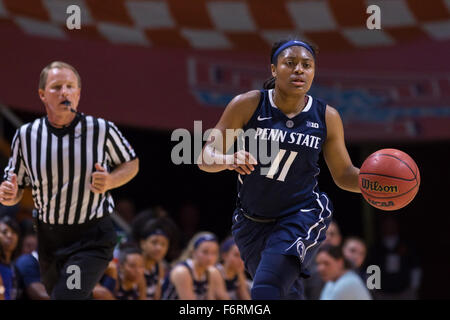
[227,150,257,175]
[0,174,18,204]
[90,163,112,194]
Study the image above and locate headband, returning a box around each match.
[220,238,235,253]
[142,228,169,240]
[194,234,218,249]
[271,40,315,64]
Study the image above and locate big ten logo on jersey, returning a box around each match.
[306,121,319,129]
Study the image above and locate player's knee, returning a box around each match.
[251,269,285,299]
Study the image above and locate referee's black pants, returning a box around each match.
[36,215,117,300]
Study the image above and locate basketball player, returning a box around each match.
[217,236,251,300]
[162,232,229,300]
[198,39,361,299]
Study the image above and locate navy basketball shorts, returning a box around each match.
[232,192,333,281]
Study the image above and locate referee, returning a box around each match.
[0,61,139,299]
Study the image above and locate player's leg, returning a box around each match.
[231,208,274,278]
[251,252,301,300]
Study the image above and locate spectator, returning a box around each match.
[342,237,368,281]
[115,246,146,300]
[19,218,38,255]
[323,220,342,246]
[217,236,250,300]
[162,232,229,300]
[368,216,422,300]
[93,260,118,300]
[304,219,343,300]
[0,215,21,300]
[14,250,49,300]
[316,244,371,300]
[139,218,173,299]
[131,206,181,262]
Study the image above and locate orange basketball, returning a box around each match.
[359,149,420,211]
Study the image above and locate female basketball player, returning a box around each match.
[162,232,229,300]
[217,236,251,300]
[139,218,172,300]
[198,39,361,299]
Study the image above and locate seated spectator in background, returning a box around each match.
[115,246,146,300]
[0,215,21,300]
[18,218,37,255]
[131,206,181,262]
[139,218,173,299]
[368,216,422,300]
[93,260,118,300]
[342,237,368,281]
[14,250,49,300]
[162,232,229,300]
[21,232,37,256]
[304,219,343,300]
[316,244,372,300]
[323,220,343,246]
[216,236,250,300]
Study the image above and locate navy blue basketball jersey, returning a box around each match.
[115,280,140,300]
[144,263,160,299]
[161,259,209,300]
[216,264,240,300]
[237,89,328,218]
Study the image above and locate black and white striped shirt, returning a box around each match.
[3,113,137,225]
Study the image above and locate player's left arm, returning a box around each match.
[90,158,139,194]
[323,106,360,193]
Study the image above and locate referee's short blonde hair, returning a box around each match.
[39,61,82,90]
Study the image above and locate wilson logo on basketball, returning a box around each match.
[361,179,398,193]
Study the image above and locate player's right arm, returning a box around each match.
[198,90,260,174]
[0,174,24,206]
[170,265,197,300]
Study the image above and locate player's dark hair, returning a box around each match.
[0,215,22,263]
[118,246,142,266]
[263,39,319,90]
[139,217,173,241]
[317,244,353,270]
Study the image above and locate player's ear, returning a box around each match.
[271,64,277,78]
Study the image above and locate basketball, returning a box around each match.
[359,149,420,211]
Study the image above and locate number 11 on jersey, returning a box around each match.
[265,149,298,182]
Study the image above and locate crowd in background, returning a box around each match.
[0,198,422,300]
